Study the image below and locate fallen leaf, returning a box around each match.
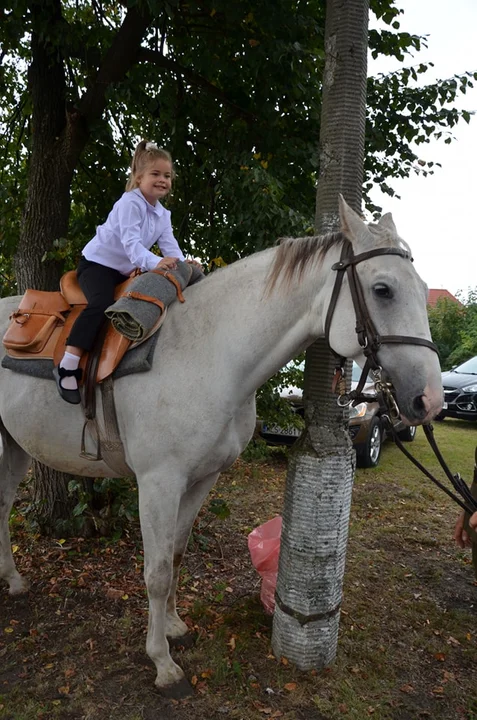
[400,684,414,694]
[434,653,446,662]
[283,682,296,692]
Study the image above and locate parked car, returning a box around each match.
[257,362,416,468]
[438,355,477,422]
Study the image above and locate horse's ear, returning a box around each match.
[338,195,367,243]
[376,212,397,234]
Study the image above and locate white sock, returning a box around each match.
[59,351,81,391]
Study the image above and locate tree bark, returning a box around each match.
[272,0,369,669]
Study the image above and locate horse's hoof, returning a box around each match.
[159,676,194,699]
[167,631,197,650]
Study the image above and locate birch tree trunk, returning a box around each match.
[272,0,369,669]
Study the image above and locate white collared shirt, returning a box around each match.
[82,188,185,275]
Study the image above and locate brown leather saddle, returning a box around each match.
[2,270,167,384]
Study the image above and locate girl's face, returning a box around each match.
[137,158,173,205]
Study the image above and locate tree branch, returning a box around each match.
[78,5,152,124]
[138,48,257,122]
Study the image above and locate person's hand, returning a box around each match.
[454,510,473,548]
[155,256,179,271]
[186,258,203,271]
[470,511,477,531]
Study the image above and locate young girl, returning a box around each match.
[54,140,186,404]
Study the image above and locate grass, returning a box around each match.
[1,418,476,719]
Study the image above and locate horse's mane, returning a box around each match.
[265,230,346,294]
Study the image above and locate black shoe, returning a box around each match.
[52,365,82,405]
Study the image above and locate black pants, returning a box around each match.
[67,257,129,351]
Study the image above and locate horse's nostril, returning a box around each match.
[412,394,428,418]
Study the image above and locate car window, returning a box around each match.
[453,356,477,375]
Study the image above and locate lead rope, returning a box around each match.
[379,401,477,516]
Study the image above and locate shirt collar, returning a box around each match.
[132,188,165,217]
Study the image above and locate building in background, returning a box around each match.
[427,289,462,308]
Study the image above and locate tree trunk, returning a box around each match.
[13,1,90,535]
[272,0,369,669]
[13,1,152,535]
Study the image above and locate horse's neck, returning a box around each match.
[179,246,337,399]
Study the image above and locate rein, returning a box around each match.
[325,237,477,516]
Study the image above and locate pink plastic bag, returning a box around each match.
[247,516,282,614]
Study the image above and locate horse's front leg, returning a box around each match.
[138,473,191,696]
[0,426,31,594]
[166,473,219,640]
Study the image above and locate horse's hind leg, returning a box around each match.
[166,473,219,640]
[0,423,31,594]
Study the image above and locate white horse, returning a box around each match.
[0,199,442,695]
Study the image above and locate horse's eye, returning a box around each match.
[373,283,392,298]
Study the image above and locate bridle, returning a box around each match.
[324,237,477,516]
[324,238,438,399]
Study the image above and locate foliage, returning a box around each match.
[0,0,476,271]
[255,355,305,430]
[428,288,477,369]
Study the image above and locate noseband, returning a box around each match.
[324,238,438,401]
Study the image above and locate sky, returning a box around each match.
[367,0,477,297]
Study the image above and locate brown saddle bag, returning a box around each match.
[3,290,71,354]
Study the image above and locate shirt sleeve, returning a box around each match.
[156,209,185,262]
[116,196,165,272]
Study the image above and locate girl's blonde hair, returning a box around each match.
[125,140,175,191]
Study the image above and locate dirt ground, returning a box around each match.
[1,447,477,720]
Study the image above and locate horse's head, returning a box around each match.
[327,197,443,425]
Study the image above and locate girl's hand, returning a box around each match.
[155,256,179,271]
[470,511,477,531]
[186,258,203,271]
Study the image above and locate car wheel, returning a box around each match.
[356,416,382,468]
[397,425,417,442]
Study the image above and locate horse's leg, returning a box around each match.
[0,423,32,594]
[137,472,192,695]
[166,473,219,640]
